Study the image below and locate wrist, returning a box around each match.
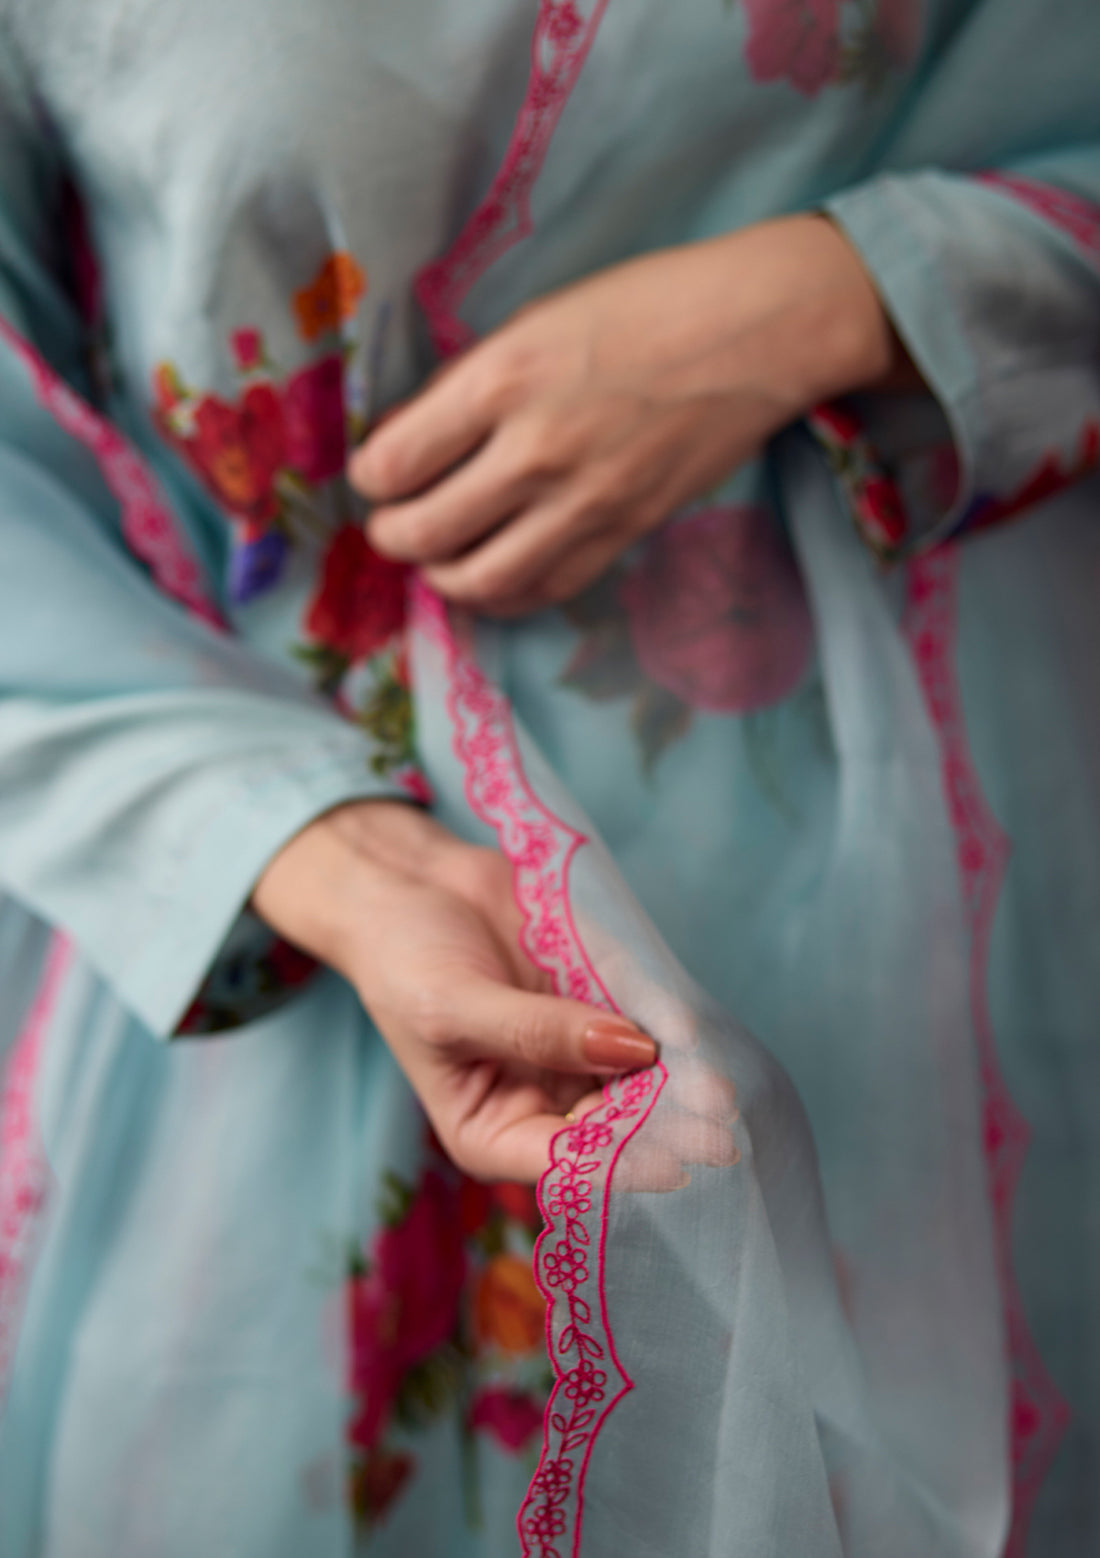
[738,215,900,415]
[251,800,442,977]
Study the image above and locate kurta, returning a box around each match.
[0,0,1099,1554]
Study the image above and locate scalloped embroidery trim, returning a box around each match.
[412,579,667,1558]
[0,933,72,1402]
[905,551,1070,1556]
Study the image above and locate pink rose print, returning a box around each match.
[620,505,814,714]
[743,0,842,96]
[283,355,347,484]
[469,1388,544,1453]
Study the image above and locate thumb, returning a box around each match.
[452,977,657,1077]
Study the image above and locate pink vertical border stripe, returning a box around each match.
[412,582,666,1558]
[905,550,1070,1557]
[0,934,73,1402]
[0,317,224,630]
[414,0,610,357]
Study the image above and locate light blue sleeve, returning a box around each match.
[816,0,1100,555]
[0,56,403,1038]
[825,160,1100,551]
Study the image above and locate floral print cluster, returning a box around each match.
[331,1152,550,1532]
[738,0,922,97]
[561,504,814,770]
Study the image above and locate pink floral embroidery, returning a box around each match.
[979,173,1100,268]
[905,553,1070,1558]
[411,581,668,1558]
[743,0,842,96]
[620,505,814,714]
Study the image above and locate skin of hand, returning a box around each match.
[349,214,917,616]
[251,799,657,1182]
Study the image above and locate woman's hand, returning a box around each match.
[349,215,909,616]
[251,800,655,1182]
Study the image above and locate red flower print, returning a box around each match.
[469,1388,544,1454]
[373,1170,466,1369]
[343,1173,465,1451]
[304,525,408,663]
[855,473,907,547]
[293,252,367,342]
[873,0,923,68]
[348,1446,415,1527]
[284,355,347,483]
[620,506,814,715]
[491,1181,541,1230]
[743,0,842,97]
[181,383,286,525]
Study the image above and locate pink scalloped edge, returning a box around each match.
[411,580,667,1558]
[978,173,1100,268]
[0,933,72,1403]
[414,0,610,357]
[905,550,1070,1557]
[0,317,224,630]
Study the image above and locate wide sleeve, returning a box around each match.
[0,55,405,1037]
[812,2,1100,557]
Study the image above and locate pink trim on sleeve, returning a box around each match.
[978,173,1100,267]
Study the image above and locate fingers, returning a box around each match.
[365,429,528,563]
[438,978,657,1077]
[422,496,615,611]
[348,366,495,504]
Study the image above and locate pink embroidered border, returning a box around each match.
[414,0,609,356]
[0,934,72,1399]
[412,581,666,1558]
[979,173,1100,268]
[0,317,223,629]
[0,318,223,1399]
[905,551,1070,1557]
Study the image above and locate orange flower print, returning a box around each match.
[293,252,367,342]
[473,1254,545,1357]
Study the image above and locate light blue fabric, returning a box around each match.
[0,0,1098,1554]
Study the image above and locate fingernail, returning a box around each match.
[582,1018,657,1072]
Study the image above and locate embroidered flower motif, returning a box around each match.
[532,1458,574,1499]
[303,525,408,665]
[293,252,367,342]
[620,505,814,715]
[469,1387,545,1453]
[474,1254,546,1357]
[743,0,842,96]
[562,1359,607,1408]
[541,1239,587,1294]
